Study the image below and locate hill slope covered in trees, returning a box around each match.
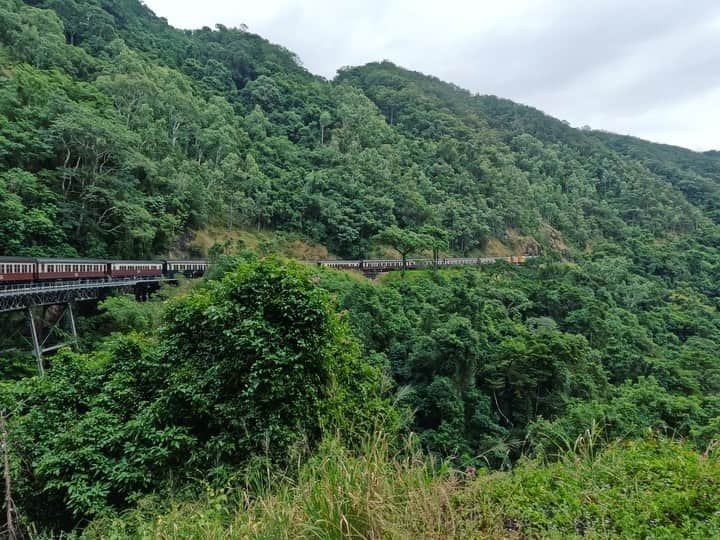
[2,0,719,261]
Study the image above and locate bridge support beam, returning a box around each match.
[67,302,79,350]
[24,303,80,377]
[25,307,44,377]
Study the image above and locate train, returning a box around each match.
[317,256,529,271]
[0,255,530,286]
[0,257,209,285]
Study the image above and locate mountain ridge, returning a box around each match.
[1,0,718,263]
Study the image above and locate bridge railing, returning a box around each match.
[0,276,169,298]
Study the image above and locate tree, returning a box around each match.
[161,256,393,462]
[420,224,449,268]
[319,110,332,145]
[373,226,433,278]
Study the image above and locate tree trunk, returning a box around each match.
[1,413,17,540]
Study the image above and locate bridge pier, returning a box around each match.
[24,303,80,377]
[1,276,170,376]
[25,307,44,376]
[133,281,159,302]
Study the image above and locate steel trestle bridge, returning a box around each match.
[0,277,168,374]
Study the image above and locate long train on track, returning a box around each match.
[316,255,531,272]
[0,255,532,286]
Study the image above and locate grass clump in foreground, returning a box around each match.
[84,433,719,539]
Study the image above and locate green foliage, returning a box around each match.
[316,257,719,465]
[160,256,393,465]
[464,437,720,538]
[2,258,393,531]
[84,434,720,539]
[3,0,720,536]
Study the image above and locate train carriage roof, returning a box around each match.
[0,256,36,263]
[35,257,109,263]
[109,260,164,264]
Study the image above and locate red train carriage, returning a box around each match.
[36,258,108,281]
[0,257,35,284]
[109,260,163,279]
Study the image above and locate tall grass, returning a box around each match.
[83,432,720,539]
[84,430,463,540]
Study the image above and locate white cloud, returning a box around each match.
[143,0,720,151]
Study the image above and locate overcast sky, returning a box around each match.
[143,0,720,151]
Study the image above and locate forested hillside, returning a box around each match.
[2,0,719,260]
[1,0,719,537]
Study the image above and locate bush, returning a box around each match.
[160,256,396,466]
